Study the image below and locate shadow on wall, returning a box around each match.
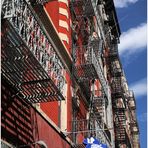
[1,79,39,147]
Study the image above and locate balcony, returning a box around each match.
[114,108,127,145]
[2,0,66,103]
[127,91,136,110]
[73,43,109,100]
[108,44,123,77]
[115,127,127,145]
[71,0,106,44]
[92,90,108,121]
[130,122,139,135]
[109,44,118,58]
[110,60,122,77]
[111,77,123,97]
[71,0,94,17]
[104,0,121,38]
[73,46,99,79]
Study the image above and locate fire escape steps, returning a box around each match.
[109,41,131,146]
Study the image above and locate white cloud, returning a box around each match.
[114,0,138,8]
[129,78,147,98]
[118,23,147,56]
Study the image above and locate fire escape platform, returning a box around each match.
[74,64,98,80]
[71,0,94,17]
[74,144,85,148]
[2,20,65,103]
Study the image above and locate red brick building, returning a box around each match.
[1,0,140,148]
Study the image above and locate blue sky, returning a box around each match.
[113,0,147,147]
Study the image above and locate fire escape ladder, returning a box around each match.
[2,0,66,103]
[114,108,127,144]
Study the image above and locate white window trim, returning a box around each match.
[59,20,69,31]
[58,0,68,6]
[59,7,69,18]
[59,32,69,44]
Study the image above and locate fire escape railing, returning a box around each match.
[92,96,105,122]
[72,118,111,146]
[70,1,112,146]
[31,0,49,5]
[2,0,66,103]
[71,0,94,17]
[108,44,130,146]
[90,0,106,44]
[114,108,127,144]
[127,90,136,111]
[71,0,110,102]
[126,90,139,146]
[73,43,109,102]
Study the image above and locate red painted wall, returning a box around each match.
[34,109,71,148]
[42,1,73,130]
[44,1,59,30]
[58,1,72,53]
[41,1,60,127]
[40,102,59,126]
[2,82,71,148]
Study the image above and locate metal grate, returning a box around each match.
[72,118,111,145]
[71,0,94,17]
[73,45,109,100]
[127,90,136,110]
[2,20,65,103]
[74,144,85,148]
[114,108,127,144]
[2,0,66,92]
[111,77,123,97]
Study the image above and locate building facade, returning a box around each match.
[1,0,140,148]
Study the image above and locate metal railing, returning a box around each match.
[73,44,109,101]
[72,118,111,145]
[2,0,66,93]
[90,0,106,44]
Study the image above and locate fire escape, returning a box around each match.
[127,91,139,147]
[70,0,111,147]
[109,43,129,147]
[71,0,109,107]
[1,0,66,104]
